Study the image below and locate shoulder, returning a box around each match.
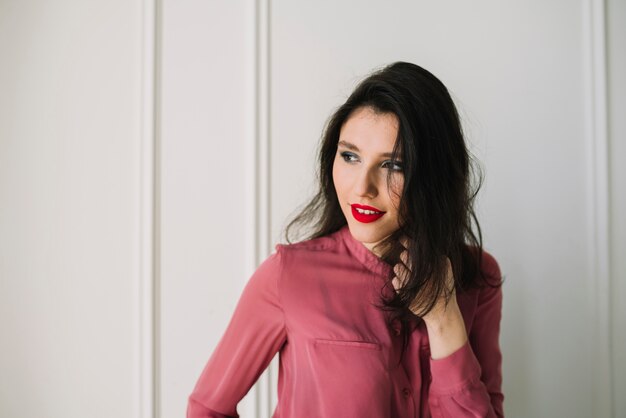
[244,235,338,299]
[273,230,341,257]
[474,249,503,309]
[479,249,502,286]
[463,245,502,287]
[458,247,503,308]
[267,230,346,278]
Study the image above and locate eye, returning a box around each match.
[340,151,359,163]
[382,160,404,172]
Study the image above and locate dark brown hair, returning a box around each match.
[283,62,500,359]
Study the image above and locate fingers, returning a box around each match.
[392,256,407,291]
[399,235,410,250]
[443,256,455,291]
[399,248,407,264]
[393,236,411,293]
[391,275,401,291]
[399,235,412,271]
[393,248,411,293]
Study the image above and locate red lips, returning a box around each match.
[351,203,385,223]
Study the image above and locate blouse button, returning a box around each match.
[402,388,412,398]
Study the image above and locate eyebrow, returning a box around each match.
[337,140,401,158]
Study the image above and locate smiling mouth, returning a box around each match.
[354,207,382,215]
[350,203,385,223]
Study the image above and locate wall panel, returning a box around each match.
[607,0,626,414]
[0,1,143,417]
[159,1,259,417]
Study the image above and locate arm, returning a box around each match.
[187,248,288,418]
[427,252,504,417]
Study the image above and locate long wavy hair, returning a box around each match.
[283,61,499,359]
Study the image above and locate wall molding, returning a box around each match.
[253,1,275,417]
[137,0,157,417]
[582,0,612,416]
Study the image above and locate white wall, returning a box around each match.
[270,2,612,417]
[163,1,625,417]
[0,1,143,417]
[2,1,624,418]
[159,1,259,417]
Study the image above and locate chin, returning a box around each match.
[348,223,392,245]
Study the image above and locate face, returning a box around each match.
[332,106,404,256]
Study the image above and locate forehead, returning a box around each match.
[338,107,400,156]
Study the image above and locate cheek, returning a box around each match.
[332,158,345,194]
[387,178,404,207]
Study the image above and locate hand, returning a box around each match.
[391,237,457,324]
[391,237,468,359]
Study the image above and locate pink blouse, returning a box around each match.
[187,225,504,417]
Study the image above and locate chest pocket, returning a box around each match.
[314,338,381,350]
[308,338,390,416]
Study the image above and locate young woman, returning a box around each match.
[187,62,504,417]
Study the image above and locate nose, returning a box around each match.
[354,166,378,198]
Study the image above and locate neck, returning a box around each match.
[362,240,387,258]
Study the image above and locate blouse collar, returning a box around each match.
[337,225,392,278]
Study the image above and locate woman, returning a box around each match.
[187,62,504,417]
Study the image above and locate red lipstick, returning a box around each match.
[351,203,385,223]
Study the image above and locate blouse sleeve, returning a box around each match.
[427,251,504,417]
[187,248,288,418]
